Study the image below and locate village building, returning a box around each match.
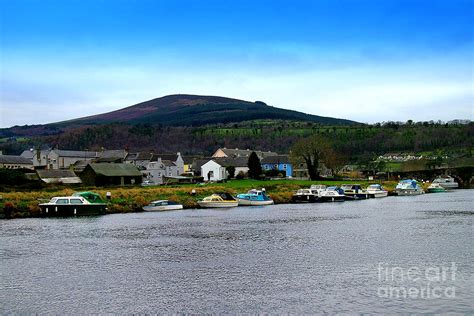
[0,154,34,170]
[151,153,185,175]
[144,158,178,185]
[80,163,142,186]
[213,157,249,176]
[200,157,249,181]
[96,150,128,163]
[212,148,277,160]
[36,169,82,184]
[124,152,154,169]
[201,160,227,181]
[378,152,422,162]
[261,155,293,177]
[183,155,202,175]
[22,149,99,169]
[192,158,213,177]
[126,152,184,177]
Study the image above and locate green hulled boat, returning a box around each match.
[39,191,107,217]
[427,183,447,193]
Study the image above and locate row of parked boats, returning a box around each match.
[37,176,459,216]
[37,189,275,215]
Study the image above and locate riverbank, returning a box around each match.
[0,179,410,218]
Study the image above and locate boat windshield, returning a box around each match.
[368,184,382,189]
[216,193,235,200]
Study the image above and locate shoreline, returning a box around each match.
[0,179,442,219]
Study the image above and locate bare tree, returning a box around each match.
[290,135,334,180]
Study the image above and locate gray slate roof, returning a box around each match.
[151,153,179,162]
[36,169,82,184]
[99,150,128,159]
[213,157,249,167]
[0,155,33,164]
[217,148,277,158]
[261,155,291,164]
[125,152,154,161]
[88,163,142,177]
[52,150,98,158]
[20,150,35,159]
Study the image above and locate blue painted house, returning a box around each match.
[261,155,293,178]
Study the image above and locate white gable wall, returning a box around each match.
[201,160,226,181]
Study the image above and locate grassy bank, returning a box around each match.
[1,179,401,218]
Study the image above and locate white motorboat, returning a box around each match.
[395,179,424,196]
[432,175,459,189]
[366,184,388,198]
[143,200,183,211]
[341,184,369,200]
[319,186,345,202]
[292,188,319,203]
[198,193,238,208]
[38,191,107,217]
[310,184,327,195]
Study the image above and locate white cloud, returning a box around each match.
[0,55,472,127]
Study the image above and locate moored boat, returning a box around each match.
[432,175,459,189]
[395,179,424,196]
[310,184,327,195]
[366,184,388,198]
[427,183,447,193]
[341,184,369,200]
[143,200,183,211]
[236,189,274,206]
[292,188,319,203]
[39,191,107,217]
[292,185,327,203]
[198,193,238,208]
[319,186,346,202]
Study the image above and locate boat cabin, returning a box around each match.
[47,196,89,205]
[148,200,180,207]
[341,184,364,193]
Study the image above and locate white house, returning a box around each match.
[213,157,249,177]
[201,160,227,181]
[143,155,184,184]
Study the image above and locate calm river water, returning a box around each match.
[1,190,473,313]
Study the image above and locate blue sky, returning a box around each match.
[0,0,472,127]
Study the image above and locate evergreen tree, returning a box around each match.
[226,166,236,179]
[247,152,263,179]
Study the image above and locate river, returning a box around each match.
[1,190,472,313]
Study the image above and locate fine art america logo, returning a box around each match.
[377,262,457,299]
